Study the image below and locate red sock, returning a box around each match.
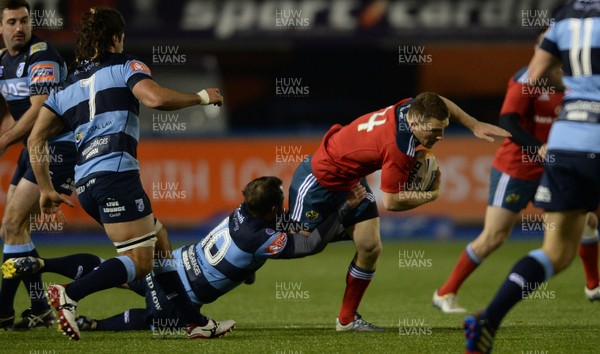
[579,241,599,290]
[338,262,373,325]
[438,249,479,296]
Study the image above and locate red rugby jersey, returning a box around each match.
[492,67,563,180]
[311,98,418,193]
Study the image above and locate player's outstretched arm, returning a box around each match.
[382,169,441,211]
[439,96,511,142]
[27,106,74,214]
[132,79,223,111]
[277,184,366,259]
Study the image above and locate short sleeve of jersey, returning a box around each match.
[380,144,413,193]
[43,89,61,116]
[540,24,560,57]
[28,42,64,95]
[255,231,288,258]
[500,70,533,117]
[123,58,152,91]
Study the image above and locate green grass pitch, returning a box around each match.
[2,239,599,353]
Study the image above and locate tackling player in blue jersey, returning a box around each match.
[3,177,366,332]
[0,0,74,330]
[465,1,600,353]
[25,7,231,340]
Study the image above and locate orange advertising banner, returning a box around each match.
[0,137,532,228]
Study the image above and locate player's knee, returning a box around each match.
[133,258,154,279]
[358,240,382,262]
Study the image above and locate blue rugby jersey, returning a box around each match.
[44,53,152,184]
[173,203,290,305]
[0,35,72,144]
[540,0,600,153]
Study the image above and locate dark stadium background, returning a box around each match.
[1,0,566,242]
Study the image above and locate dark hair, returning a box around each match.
[74,7,125,64]
[409,92,449,122]
[242,176,284,217]
[0,0,30,22]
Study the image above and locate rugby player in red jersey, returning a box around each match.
[289,92,510,331]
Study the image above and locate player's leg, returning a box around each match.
[336,216,383,331]
[3,253,103,280]
[578,212,600,300]
[435,206,518,313]
[0,177,54,330]
[76,309,149,331]
[465,152,599,353]
[435,168,533,313]
[152,220,235,338]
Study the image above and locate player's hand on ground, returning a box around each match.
[40,190,74,216]
[346,184,367,209]
[204,88,224,106]
[471,121,511,142]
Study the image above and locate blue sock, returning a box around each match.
[65,257,135,302]
[96,309,149,331]
[21,248,50,312]
[0,243,36,316]
[485,250,553,330]
[42,253,102,280]
[153,271,207,326]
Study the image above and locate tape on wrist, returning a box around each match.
[197,89,210,105]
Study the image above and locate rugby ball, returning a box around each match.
[407,150,438,191]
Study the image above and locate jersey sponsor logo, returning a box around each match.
[305,210,319,220]
[76,131,82,142]
[30,63,55,83]
[265,232,287,255]
[0,80,29,97]
[187,245,202,276]
[129,60,151,75]
[29,42,47,55]
[16,62,25,77]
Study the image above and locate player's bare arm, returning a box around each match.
[27,106,74,214]
[0,95,14,137]
[528,47,564,90]
[381,169,441,212]
[439,96,511,142]
[0,94,48,155]
[131,79,223,111]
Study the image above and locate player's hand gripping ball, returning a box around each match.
[407,150,439,191]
